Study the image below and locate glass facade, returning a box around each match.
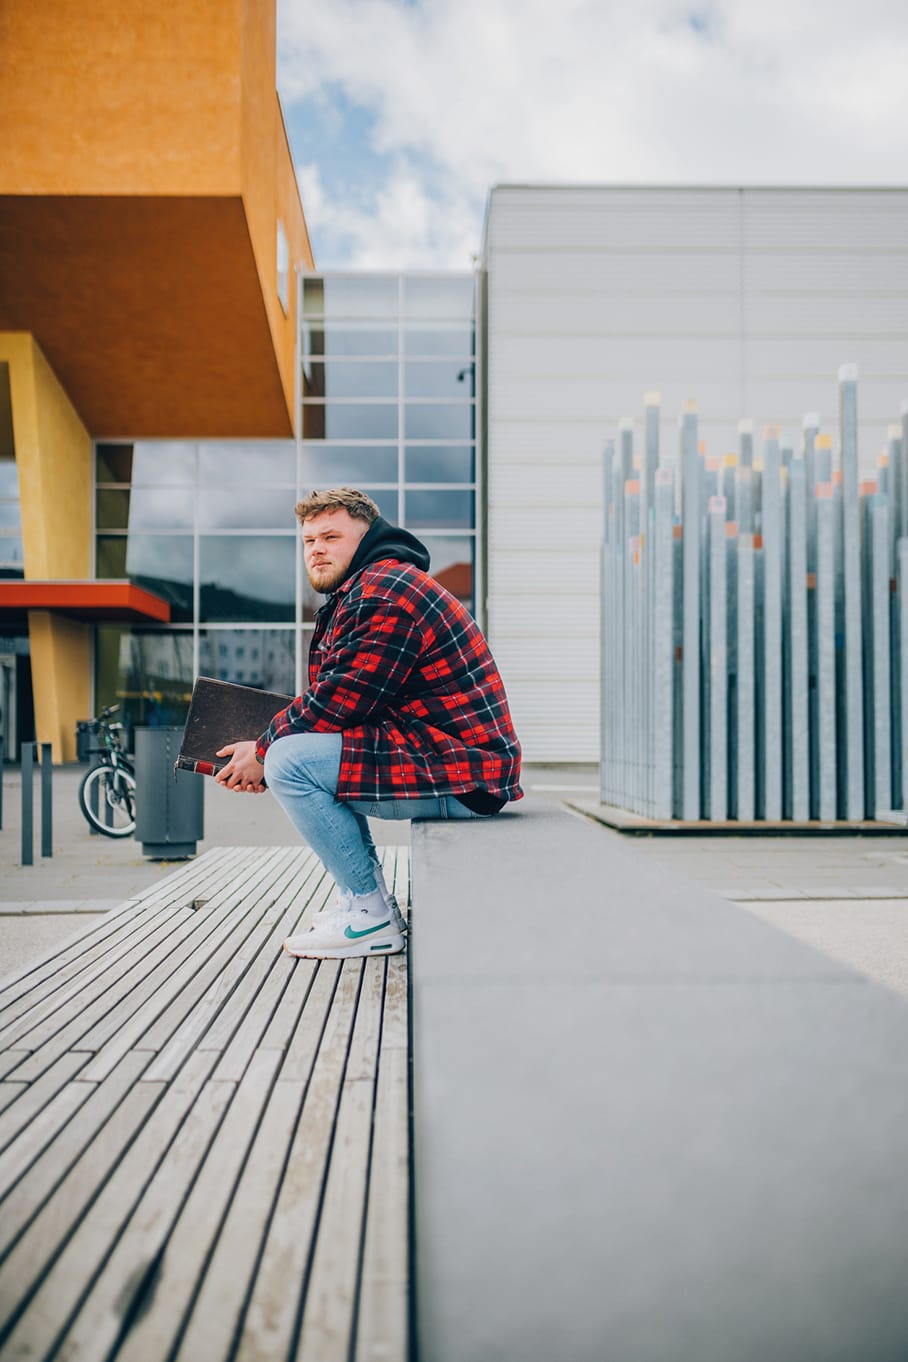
[94,271,478,729]
[0,454,23,576]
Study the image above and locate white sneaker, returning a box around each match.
[284,898,405,960]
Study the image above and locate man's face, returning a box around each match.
[302,508,370,594]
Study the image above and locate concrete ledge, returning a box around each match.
[411,802,908,1362]
[569,798,908,836]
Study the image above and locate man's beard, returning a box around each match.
[307,564,345,594]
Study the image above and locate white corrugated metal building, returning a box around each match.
[480,185,908,763]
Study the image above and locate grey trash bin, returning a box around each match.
[134,726,204,859]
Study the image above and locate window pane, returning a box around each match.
[96,625,194,733]
[197,442,295,485]
[303,361,398,400]
[405,361,475,399]
[198,628,296,695]
[96,535,127,577]
[131,443,197,486]
[303,404,399,441]
[96,489,130,530]
[404,404,474,440]
[124,534,194,622]
[200,535,296,622]
[0,500,21,529]
[304,275,399,318]
[402,276,475,318]
[305,324,397,358]
[300,445,398,484]
[97,488,194,531]
[0,458,19,497]
[405,446,474,482]
[403,326,474,357]
[96,444,133,484]
[0,536,24,569]
[423,535,474,612]
[405,489,474,529]
[198,488,296,531]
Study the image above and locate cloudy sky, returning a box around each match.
[276,0,908,270]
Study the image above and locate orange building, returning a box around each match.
[0,0,313,759]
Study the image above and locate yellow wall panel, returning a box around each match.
[28,611,91,763]
[0,333,91,578]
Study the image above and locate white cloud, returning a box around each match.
[278,0,908,265]
[296,161,480,269]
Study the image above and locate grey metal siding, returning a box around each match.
[483,186,908,763]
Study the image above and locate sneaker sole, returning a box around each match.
[282,931,406,960]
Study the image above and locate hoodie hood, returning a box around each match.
[342,516,431,584]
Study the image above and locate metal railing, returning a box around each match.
[600,366,908,824]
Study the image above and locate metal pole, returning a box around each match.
[653,468,674,819]
[40,742,53,858]
[761,427,783,820]
[0,736,4,830]
[737,534,755,822]
[708,496,728,821]
[681,401,701,820]
[788,456,809,821]
[900,538,908,813]
[21,740,34,866]
[839,364,865,819]
[816,486,837,821]
[868,495,892,818]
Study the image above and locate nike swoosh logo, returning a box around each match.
[344,918,392,940]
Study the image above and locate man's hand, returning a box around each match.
[215,740,267,793]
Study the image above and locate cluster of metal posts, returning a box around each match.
[600,367,908,824]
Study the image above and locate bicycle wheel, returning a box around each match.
[79,764,137,838]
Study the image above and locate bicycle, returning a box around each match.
[77,706,137,838]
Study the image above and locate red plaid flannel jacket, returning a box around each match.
[256,559,523,803]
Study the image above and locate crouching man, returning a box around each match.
[214,486,522,960]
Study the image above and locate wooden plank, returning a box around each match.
[0,1081,27,1115]
[169,1079,305,1362]
[0,1079,96,1201]
[354,1046,409,1362]
[0,908,189,1050]
[0,848,241,1016]
[2,856,247,1055]
[229,962,365,1362]
[9,852,289,1084]
[297,958,385,1362]
[0,1080,165,1339]
[0,1050,215,1356]
[112,1052,282,1362]
[125,848,300,1059]
[279,960,341,1085]
[210,861,333,1084]
[0,1049,89,1153]
[0,1050,30,1080]
[355,955,410,1362]
[0,848,246,1039]
[0,1051,151,1260]
[50,1078,236,1362]
[0,904,176,1037]
[141,851,319,1083]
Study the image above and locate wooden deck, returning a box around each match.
[0,846,410,1362]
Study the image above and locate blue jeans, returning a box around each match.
[263,732,491,896]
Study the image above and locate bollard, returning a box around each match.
[21,740,34,866]
[41,742,53,858]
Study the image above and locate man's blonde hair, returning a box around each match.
[294,486,381,526]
